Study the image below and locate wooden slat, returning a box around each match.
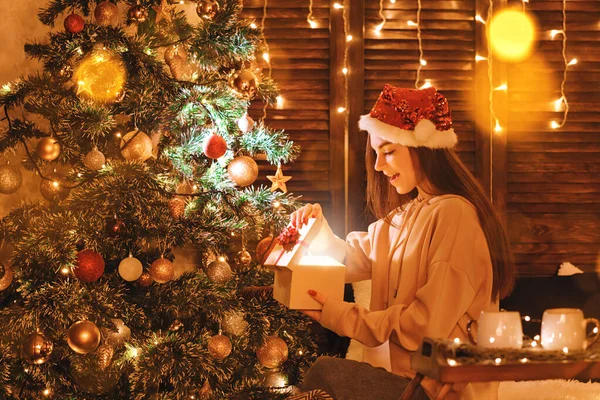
[508,214,600,243]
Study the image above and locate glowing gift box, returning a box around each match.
[264,218,346,310]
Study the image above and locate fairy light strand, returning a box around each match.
[261,0,272,120]
[307,0,316,28]
[552,0,574,129]
[486,1,497,200]
[376,0,386,32]
[414,0,425,88]
[342,1,350,231]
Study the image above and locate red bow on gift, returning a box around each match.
[277,225,300,250]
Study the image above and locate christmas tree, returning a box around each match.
[0,1,317,398]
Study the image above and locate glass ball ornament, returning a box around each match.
[40,172,70,203]
[256,236,275,265]
[94,1,119,27]
[84,147,105,170]
[102,318,131,347]
[137,271,153,287]
[36,137,61,161]
[73,47,126,103]
[149,257,174,283]
[21,332,53,364]
[127,5,148,23]
[256,336,289,369]
[237,113,255,133]
[207,333,232,360]
[205,259,232,284]
[164,45,187,65]
[222,312,248,336]
[0,162,23,194]
[196,0,220,20]
[120,130,153,162]
[67,320,101,354]
[227,155,259,187]
[235,249,252,270]
[74,249,105,282]
[0,264,12,291]
[64,13,85,33]
[229,69,258,100]
[118,254,143,281]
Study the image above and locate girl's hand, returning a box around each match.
[300,289,327,321]
[290,203,324,228]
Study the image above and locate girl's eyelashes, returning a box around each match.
[383,150,395,156]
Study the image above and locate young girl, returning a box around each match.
[291,85,515,400]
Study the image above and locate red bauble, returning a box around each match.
[203,135,227,159]
[74,250,105,282]
[64,13,85,34]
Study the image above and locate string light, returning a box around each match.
[307,0,317,28]
[495,357,502,364]
[337,107,346,113]
[60,267,70,275]
[494,83,508,91]
[475,55,488,62]
[419,79,432,89]
[447,358,457,366]
[551,0,575,130]
[346,35,353,42]
[376,0,386,33]
[414,0,425,89]
[523,315,531,322]
[250,22,257,29]
[261,0,272,120]
[453,338,461,344]
[333,3,343,9]
[276,95,284,109]
[475,15,486,25]
[342,67,348,74]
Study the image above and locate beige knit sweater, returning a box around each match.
[310,194,499,400]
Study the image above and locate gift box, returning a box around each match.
[264,218,346,310]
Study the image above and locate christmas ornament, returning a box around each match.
[149,257,174,283]
[229,69,258,100]
[264,371,290,393]
[103,318,131,347]
[203,134,227,159]
[169,319,184,332]
[64,13,85,33]
[36,137,61,161]
[74,249,105,282]
[106,217,125,236]
[96,344,114,370]
[120,130,153,162]
[152,0,174,23]
[227,155,258,187]
[0,162,23,194]
[137,271,153,287]
[74,47,126,103]
[168,197,186,219]
[205,259,232,284]
[127,5,148,23]
[164,45,187,65]
[0,264,12,291]
[235,249,252,270]
[267,164,292,193]
[256,336,289,369]
[40,172,70,203]
[196,0,220,20]
[94,1,119,27]
[176,181,195,195]
[193,380,212,399]
[207,333,232,360]
[58,64,74,80]
[256,236,275,265]
[237,113,255,133]
[70,355,120,394]
[168,56,192,81]
[222,312,248,336]
[118,254,143,281]
[0,263,4,279]
[67,320,101,354]
[21,332,53,364]
[84,147,105,170]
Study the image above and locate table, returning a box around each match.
[399,337,600,400]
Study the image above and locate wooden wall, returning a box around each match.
[243,0,600,277]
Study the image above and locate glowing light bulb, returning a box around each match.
[475,55,488,62]
[346,35,353,42]
[276,96,284,109]
[420,59,427,66]
[179,0,184,3]
[342,67,348,74]
[43,389,51,396]
[390,0,396,3]
[116,132,122,138]
[489,337,496,343]
[250,22,257,29]
[407,20,417,27]
[447,358,457,366]
[453,338,461,344]
[308,19,317,28]
[337,107,346,113]
[52,181,59,188]
[550,29,563,39]
[333,3,343,9]
[218,256,226,262]
[524,315,531,322]
[419,79,432,89]
[550,120,560,129]
[554,97,565,111]
[521,358,528,363]
[475,15,486,24]
[375,22,385,31]
[494,119,503,133]
[534,335,540,341]
[262,53,270,62]
[567,58,578,66]
[495,358,502,364]
[562,347,569,354]
[494,83,508,91]
[531,340,538,347]
[273,200,281,208]
[61,267,70,275]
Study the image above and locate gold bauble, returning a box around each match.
[207,334,232,360]
[74,47,126,103]
[102,318,131,347]
[205,259,232,284]
[96,344,114,370]
[0,264,13,291]
[235,249,252,270]
[67,320,101,354]
[149,257,174,283]
[256,236,275,265]
[94,1,119,27]
[36,137,61,161]
[164,45,187,65]
[127,5,148,23]
[168,197,186,219]
[229,69,258,100]
[40,172,70,203]
[84,148,106,170]
[256,336,288,369]
[20,332,53,365]
[120,130,153,162]
[227,155,258,187]
[196,0,220,20]
[0,162,23,194]
[137,271,153,287]
[222,312,248,336]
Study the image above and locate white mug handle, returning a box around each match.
[585,317,600,348]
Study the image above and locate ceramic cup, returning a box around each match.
[540,308,600,351]
[467,311,523,349]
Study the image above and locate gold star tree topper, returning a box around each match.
[267,164,292,193]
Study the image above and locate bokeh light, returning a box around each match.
[489,9,537,63]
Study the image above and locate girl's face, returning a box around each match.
[369,133,418,194]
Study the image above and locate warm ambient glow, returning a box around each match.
[494,119,503,133]
[489,9,537,63]
[346,35,353,42]
[342,67,348,74]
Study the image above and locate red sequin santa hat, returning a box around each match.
[358,85,457,148]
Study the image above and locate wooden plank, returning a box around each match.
[507,193,600,203]
[475,0,490,197]
[507,214,600,243]
[508,203,600,213]
[512,242,599,255]
[508,163,600,173]
[508,172,600,183]
[508,183,600,193]
[516,263,598,276]
[514,253,597,265]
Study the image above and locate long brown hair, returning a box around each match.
[365,136,515,300]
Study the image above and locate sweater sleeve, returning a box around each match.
[308,218,379,283]
[319,261,476,350]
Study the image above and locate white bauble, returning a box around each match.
[118,255,143,281]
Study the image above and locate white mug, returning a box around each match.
[467,311,523,349]
[541,308,600,351]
